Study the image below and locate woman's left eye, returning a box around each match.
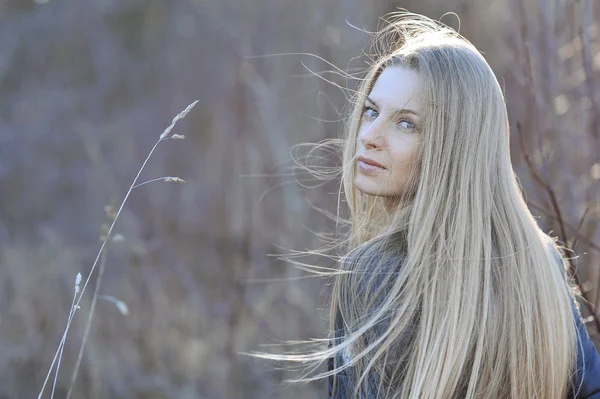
[363,106,379,119]
[398,119,416,130]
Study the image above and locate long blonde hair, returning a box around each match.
[256,12,580,399]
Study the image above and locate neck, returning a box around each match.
[383,196,401,212]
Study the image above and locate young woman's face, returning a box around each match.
[355,66,423,198]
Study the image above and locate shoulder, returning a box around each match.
[550,242,600,398]
[571,301,600,398]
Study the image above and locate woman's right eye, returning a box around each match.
[363,106,379,119]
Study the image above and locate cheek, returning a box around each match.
[388,138,421,171]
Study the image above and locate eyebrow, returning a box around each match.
[366,96,420,117]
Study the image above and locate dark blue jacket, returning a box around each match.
[327,243,600,398]
[328,296,600,399]
[569,299,600,398]
[327,253,600,399]
[328,301,600,398]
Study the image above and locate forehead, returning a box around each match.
[369,66,423,112]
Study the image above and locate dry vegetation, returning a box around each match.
[0,0,598,398]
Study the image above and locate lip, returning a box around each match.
[358,156,386,170]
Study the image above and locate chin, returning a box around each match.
[355,175,386,197]
[355,175,407,198]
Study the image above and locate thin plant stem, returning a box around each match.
[37,139,161,399]
[517,121,600,334]
[38,275,81,399]
[51,288,78,399]
[95,295,125,308]
[37,101,197,399]
[76,139,161,308]
[132,176,185,189]
[65,248,108,399]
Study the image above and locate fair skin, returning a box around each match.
[355,66,423,199]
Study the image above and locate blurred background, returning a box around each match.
[0,0,599,398]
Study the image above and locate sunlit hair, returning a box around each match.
[253,11,581,398]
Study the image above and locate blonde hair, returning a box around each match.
[256,12,580,399]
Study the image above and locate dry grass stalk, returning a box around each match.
[37,101,198,399]
[517,122,600,334]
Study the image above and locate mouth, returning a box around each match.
[358,156,386,170]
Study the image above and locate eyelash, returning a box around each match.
[362,106,416,130]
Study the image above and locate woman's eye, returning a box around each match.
[363,106,379,119]
[398,119,416,130]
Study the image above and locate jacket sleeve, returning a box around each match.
[328,311,352,399]
[572,297,600,398]
[327,343,350,399]
[547,243,600,398]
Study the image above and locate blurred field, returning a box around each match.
[0,0,599,398]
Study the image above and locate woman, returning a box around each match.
[317,12,600,399]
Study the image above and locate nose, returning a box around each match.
[359,120,386,150]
